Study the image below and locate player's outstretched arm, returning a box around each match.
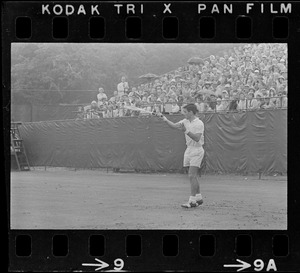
[157,113,182,130]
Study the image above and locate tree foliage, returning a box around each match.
[11,43,241,105]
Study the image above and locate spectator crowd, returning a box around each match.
[78,43,287,119]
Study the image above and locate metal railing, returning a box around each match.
[75,96,287,119]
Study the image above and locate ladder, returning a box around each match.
[11,122,30,171]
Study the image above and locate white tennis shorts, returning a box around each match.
[183,146,205,168]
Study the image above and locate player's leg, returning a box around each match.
[182,150,197,208]
[188,166,200,196]
[181,166,200,208]
[195,175,203,205]
[195,148,205,205]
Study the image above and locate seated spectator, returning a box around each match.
[224,83,232,94]
[237,92,247,111]
[268,88,277,107]
[195,95,204,113]
[282,91,288,108]
[117,97,125,117]
[139,96,152,114]
[215,77,226,97]
[202,81,213,93]
[137,86,146,98]
[128,87,139,98]
[216,98,225,112]
[208,94,217,111]
[246,92,255,110]
[166,98,179,114]
[152,101,162,115]
[167,84,177,98]
[275,91,286,108]
[103,102,114,118]
[122,95,132,116]
[203,96,213,112]
[147,92,157,103]
[228,90,239,112]
[276,76,285,91]
[75,106,85,120]
[111,102,119,118]
[221,90,228,99]
[255,93,265,109]
[109,91,119,103]
[222,93,231,111]
[90,100,101,118]
[177,95,184,108]
[261,97,275,110]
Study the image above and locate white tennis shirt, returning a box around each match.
[177,117,204,147]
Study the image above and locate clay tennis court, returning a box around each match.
[10,168,287,230]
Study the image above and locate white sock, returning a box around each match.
[196,193,202,200]
[189,196,197,203]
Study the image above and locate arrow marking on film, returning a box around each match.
[223,259,251,272]
[82,258,110,271]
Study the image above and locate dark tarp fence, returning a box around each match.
[18,110,287,174]
[11,104,79,122]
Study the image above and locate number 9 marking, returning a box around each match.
[114,258,124,271]
[254,259,264,271]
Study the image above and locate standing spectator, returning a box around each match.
[117,76,129,97]
[97,88,108,107]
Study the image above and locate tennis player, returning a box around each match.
[158,103,205,208]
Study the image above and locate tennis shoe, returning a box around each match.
[181,201,199,208]
[196,199,203,206]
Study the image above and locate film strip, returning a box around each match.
[3,1,300,272]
